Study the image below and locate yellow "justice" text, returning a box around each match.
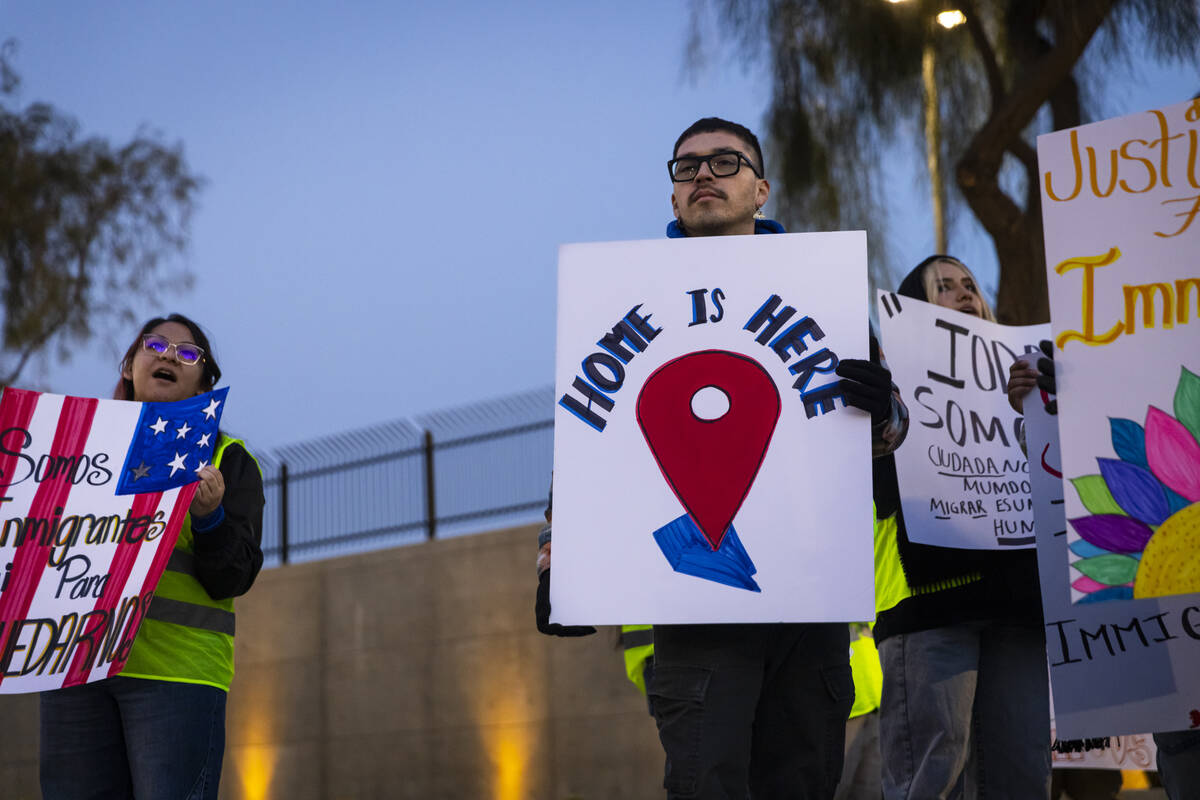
[1042,101,1200,238]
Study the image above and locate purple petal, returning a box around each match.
[1097,458,1170,526]
[1068,514,1155,554]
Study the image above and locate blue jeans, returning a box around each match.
[40,676,226,800]
[878,621,1050,799]
[835,710,881,800]
[649,622,853,799]
[1154,729,1200,800]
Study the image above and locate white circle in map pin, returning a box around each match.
[691,385,731,421]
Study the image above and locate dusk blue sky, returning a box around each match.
[3,2,1196,449]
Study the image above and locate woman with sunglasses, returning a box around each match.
[39,313,265,800]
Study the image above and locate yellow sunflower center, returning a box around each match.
[1133,501,1200,599]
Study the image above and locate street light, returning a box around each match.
[888,2,966,253]
[923,11,964,253]
[937,10,966,29]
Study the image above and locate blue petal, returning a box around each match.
[1078,586,1135,603]
[1110,418,1148,468]
[1167,486,1191,515]
[1098,458,1170,526]
[1069,539,1112,559]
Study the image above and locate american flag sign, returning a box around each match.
[0,386,229,693]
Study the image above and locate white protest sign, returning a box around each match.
[1040,98,1200,604]
[0,387,228,693]
[551,233,874,625]
[877,291,1048,549]
[1050,731,1157,772]
[1033,97,1200,736]
[1029,397,1199,738]
[1051,668,1157,773]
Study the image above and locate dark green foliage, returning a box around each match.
[0,41,202,386]
[690,0,1200,323]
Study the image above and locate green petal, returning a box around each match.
[1175,367,1200,445]
[1074,553,1139,585]
[1070,475,1126,516]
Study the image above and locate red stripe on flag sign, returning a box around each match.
[0,389,42,678]
[106,482,196,679]
[61,490,163,687]
[0,388,41,501]
[0,395,98,685]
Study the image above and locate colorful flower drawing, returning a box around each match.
[1067,367,1200,603]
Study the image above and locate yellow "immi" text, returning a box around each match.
[1054,248,1200,349]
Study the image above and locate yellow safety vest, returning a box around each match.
[620,624,654,695]
[873,505,982,617]
[849,624,882,718]
[120,436,259,691]
[874,511,912,617]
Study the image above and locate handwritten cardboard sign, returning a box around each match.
[0,387,227,693]
[1039,98,1200,606]
[1033,97,1200,736]
[877,291,1048,549]
[550,233,874,624]
[1051,727,1156,772]
[1029,400,1199,738]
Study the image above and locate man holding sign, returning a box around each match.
[657,118,907,800]
[545,117,908,799]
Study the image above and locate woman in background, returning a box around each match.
[873,255,1050,799]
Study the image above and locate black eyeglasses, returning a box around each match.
[142,334,205,365]
[667,151,763,182]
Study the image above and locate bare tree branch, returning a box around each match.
[0,40,202,385]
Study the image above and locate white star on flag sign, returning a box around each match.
[167,451,188,477]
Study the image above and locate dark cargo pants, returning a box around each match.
[649,622,854,800]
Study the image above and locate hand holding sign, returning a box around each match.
[189,465,225,518]
[836,358,893,423]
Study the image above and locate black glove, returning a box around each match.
[835,358,893,423]
[1035,339,1057,415]
[535,570,596,637]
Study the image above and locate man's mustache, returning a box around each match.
[689,187,727,202]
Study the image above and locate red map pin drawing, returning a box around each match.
[636,349,781,551]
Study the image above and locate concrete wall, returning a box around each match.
[0,524,665,799]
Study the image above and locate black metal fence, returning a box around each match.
[255,387,554,566]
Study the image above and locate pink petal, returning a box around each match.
[1145,406,1200,501]
[1072,575,1132,593]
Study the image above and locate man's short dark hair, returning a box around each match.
[673,117,765,175]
